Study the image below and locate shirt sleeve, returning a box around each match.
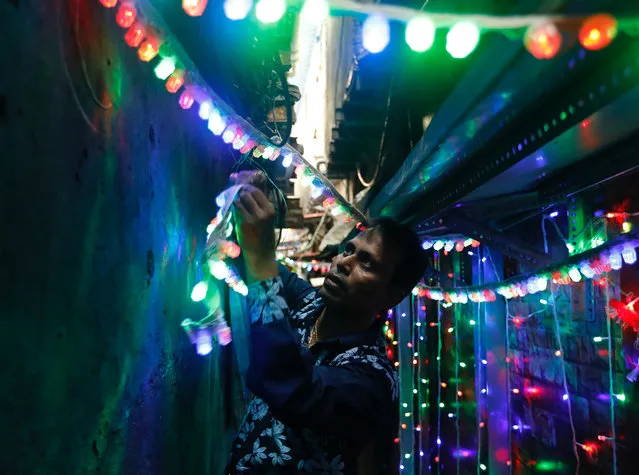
[277,263,315,310]
[245,264,314,325]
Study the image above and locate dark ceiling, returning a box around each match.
[366,0,639,266]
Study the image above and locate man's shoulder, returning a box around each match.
[331,344,391,367]
[291,288,324,321]
[331,345,396,378]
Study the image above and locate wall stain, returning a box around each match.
[149,125,156,147]
[146,249,155,285]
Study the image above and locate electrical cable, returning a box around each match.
[56,0,99,133]
[475,250,483,475]
[74,0,113,110]
[602,221,619,475]
[436,253,442,475]
[486,252,513,474]
[549,284,580,475]
[455,289,461,475]
[356,76,393,188]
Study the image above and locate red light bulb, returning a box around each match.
[579,14,617,51]
[183,0,208,17]
[124,22,146,48]
[221,241,241,259]
[323,197,336,208]
[99,0,118,8]
[240,139,257,154]
[138,37,161,62]
[116,3,136,28]
[166,71,185,93]
[524,23,562,59]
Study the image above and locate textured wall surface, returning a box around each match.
[0,1,243,473]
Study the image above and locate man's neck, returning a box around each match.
[316,306,375,342]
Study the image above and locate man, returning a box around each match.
[226,185,427,474]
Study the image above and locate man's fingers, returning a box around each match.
[233,200,250,222]
[251,187,272,210]
[239,190,261,217]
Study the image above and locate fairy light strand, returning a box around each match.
[436,253,443,473]
[549,284,580,475]
[603,220,619,475]
[417,230,639,303]
[487,253,513,475]
[415,297,425,473]
[98,0,366,226]
[454,254,461,475]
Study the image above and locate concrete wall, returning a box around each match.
[0,1,243,473]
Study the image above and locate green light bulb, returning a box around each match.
[446,21,480,58]
[255,0,286,23]
[154,57,176,80]
[190,281,208,302]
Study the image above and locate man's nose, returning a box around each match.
[336,254,355,275]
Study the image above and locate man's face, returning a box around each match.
[320,229,401,316]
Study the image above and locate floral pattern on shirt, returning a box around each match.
[226,276,397,474]
[247,278,289,324]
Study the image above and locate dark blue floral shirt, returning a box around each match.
[226,266,398,474]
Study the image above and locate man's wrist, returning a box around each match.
[244,253,278,284]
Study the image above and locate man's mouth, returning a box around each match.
[324,273,346,292]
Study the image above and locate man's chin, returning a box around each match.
[319,285,340,303]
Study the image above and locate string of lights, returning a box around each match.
[436,297,443,472]
[416,300,428,472]
[503,271,628,473]
[603,221,619,475]
[184,1,630,60]
[454,280,461,475]
[97,0,367,226]
[416,230,639,304]
[393,233,634,473]
[281,258,332,273]
[422,237,481,254]
[547,285,580,475]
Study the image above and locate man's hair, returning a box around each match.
[366,217,428,294]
